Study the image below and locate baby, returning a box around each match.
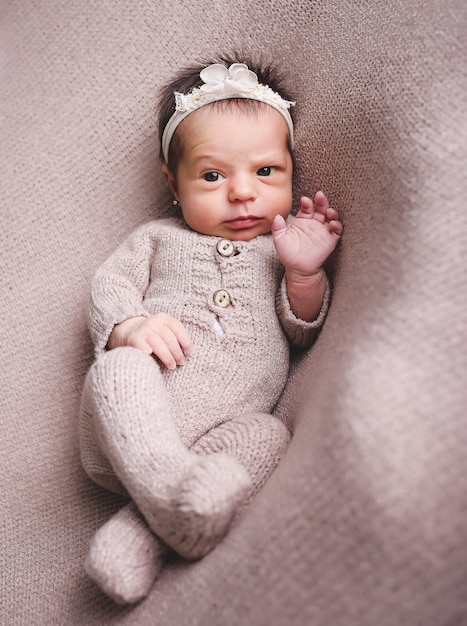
[79,57,342,603]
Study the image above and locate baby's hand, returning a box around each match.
[271,191,343,277]
[108,313,194,370]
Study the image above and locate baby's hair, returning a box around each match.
[158,53,295,174]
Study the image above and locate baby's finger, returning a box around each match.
[166,317,194,356]
[271,214,288,241]
[313,191,330,216]
[299,195,314,212]
[326,206,340,222]
[161,326,191,366]
[149,335,180,370]
[126,335,154,356]
[294,196,315,220]
[329,219,344,236]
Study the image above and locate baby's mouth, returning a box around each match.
[224,216,261,229]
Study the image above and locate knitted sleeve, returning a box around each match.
[276,276,331,350]
[88,223,157,355]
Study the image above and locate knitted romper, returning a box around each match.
[80,216,329,563]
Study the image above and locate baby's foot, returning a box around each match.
[143,453,252,559]
[85,502,168,604]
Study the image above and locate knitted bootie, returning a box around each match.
[83,409,290,604]
[82,347,252,559]
[85,501,168,604]
[192,412,291,504]
[142,452,252,558]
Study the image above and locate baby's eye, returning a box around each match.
[257,166,276,177]
[203,172,223,182]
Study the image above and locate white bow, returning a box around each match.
[199,63,258,95]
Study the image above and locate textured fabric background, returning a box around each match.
[1,0,466,624]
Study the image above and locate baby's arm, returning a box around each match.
[108,313,193,371]
[271,191,343,322]
[89,222,193,369]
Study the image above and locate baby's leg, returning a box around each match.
[191,412,291,505]
[84,501,168,604]
[80,347,252,559]
[84,412,289,604]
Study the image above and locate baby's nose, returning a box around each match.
[228,173,257,202]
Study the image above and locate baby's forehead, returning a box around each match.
[170,101,292,173]
[176,106,292,169]
[179,101,289,139]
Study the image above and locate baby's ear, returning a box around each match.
[162,164,178,200]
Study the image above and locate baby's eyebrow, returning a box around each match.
[192,153,225,166]
[195,154,217,163]
[253,156,289,169]
[191,151,289,169]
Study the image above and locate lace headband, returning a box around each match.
[161,63,295,163]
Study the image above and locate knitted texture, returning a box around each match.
[84,501,169,605]
[84,411,290,604]
[80,217,322,600]
[81,347,253,560]
[87,217,327,435]
[2,0,467,624]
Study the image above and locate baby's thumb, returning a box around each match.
[271,214,287,240]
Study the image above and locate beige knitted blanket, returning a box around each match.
[1,0,466,623]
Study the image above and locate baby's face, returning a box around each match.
[164,105,293,241]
